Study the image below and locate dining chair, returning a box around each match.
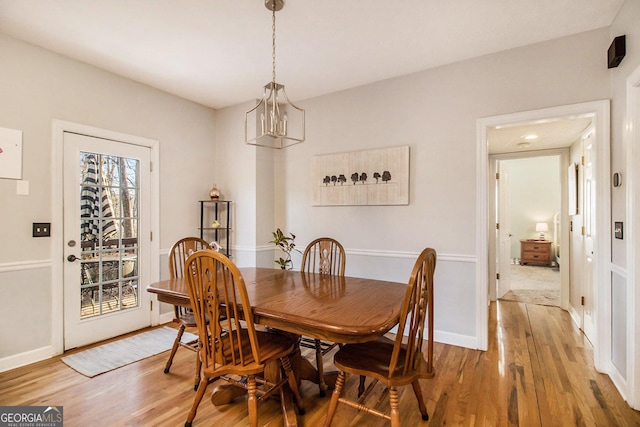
[300,237,346,396]
[183,249,305,427]
[164,237,211,390]
[323,247,436,427]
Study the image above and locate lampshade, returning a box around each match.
[536,222,548,240]
[245,0,305,149]
[535,222,549,232]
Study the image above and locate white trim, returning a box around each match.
[477,100,611,361]
[434,330,479,350]
[0,260,51,273]
[230,245,476,264]
[51,120,160,355]
[625,64,640,409]
[0,346,55,373]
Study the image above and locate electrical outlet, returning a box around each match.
[33,222,51,237]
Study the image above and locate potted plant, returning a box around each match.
[270,228,300,270]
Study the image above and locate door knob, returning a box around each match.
[67,254,79,262]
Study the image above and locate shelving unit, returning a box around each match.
[199,200,231,257]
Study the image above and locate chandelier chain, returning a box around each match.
[271,2,277,84]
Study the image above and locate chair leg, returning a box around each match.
[165,324,186,373]
[193,347,202,391]
[389,387,400,427]
[323,371,345,426]
[247,376,258,427]
[184,376,210,427]
[315,339,328,396]
[411,380,429,421]
[281,356,305,415]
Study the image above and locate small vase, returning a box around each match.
[209,184,221,201]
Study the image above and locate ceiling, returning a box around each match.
[0,0,624,109]
[0,0,620,152]
[488,116,593,154]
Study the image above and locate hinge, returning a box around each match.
[150,300,153,311]
[496,223,500,230]
[581,156,585,166]
[581,296,585,306]
[496,273,500,280]
[150,161,153,172]
[496,172,500,179]
[582,226,585,236]
[150,231,153,241]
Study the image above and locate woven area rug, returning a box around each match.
[61,326,197,378]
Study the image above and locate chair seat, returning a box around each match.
[203,329,298,377]
[334,336,435,387]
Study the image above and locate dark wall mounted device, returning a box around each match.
[33,222,51,237]
[608,35,626,69]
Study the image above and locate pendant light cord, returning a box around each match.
[271,2,277,84]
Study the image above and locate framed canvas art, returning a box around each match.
[312,146,409,206]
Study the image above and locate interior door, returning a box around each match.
[497,162,512,298]
[582,138,596,343]
[63,132,151,349]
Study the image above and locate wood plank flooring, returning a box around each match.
[1,301,639,426]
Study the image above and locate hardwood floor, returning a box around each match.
[1,301,639,426]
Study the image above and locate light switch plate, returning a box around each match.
[33,222,51,237]
[615,222,623,239]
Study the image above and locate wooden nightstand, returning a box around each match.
[520,239,552,267]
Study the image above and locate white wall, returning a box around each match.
[0,34,216,365]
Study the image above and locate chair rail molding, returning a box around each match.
[0,260,51,273]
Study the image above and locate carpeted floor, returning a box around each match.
[500,264,560,306]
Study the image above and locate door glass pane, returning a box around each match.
[79,152,139,319]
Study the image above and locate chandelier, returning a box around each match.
[245,0,305,149]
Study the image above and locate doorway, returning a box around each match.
[63,132,151,349]
[495,155,562,308]
[52,121,160,353]
[476,101,611,372]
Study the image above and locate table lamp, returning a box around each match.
[536,222,549,240]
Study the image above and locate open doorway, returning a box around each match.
[476,100,610,363]
[495,154,562,307]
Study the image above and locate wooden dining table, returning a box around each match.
[147,267,408,426]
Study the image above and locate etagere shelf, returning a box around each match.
[199,200,231,257]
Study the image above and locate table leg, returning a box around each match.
[298,356,338,390]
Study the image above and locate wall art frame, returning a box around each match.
[312,145,409,206]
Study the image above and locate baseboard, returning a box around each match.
[159,311,174,325]
[568,304,582,329]
[606,360,629,404]
[0,345,57,373]
[435,330,479,349]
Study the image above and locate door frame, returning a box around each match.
[51,120,160,355]
[626,65,640,409]
[476,100,611,371]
